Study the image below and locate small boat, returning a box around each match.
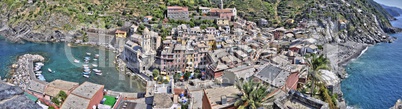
[93,69,101,73]
[34,66,41,71]
[93,59,98,61]
[35,74,41,76]
[48,68,53,73]
[83,64,89,67]
[74,59,80,63]
[95,54,99,58]
[84,69,91,73]
[83,75,89,78]
[86,52,91,55]
[83,72,90,75]
[35,62,44,66]
[84,57,91,61]
[35,71,42,74]
[95,73,102,76]
[37,74,46,81]
[92,64,98,67]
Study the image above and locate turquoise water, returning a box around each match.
[341,17,402,109]
[0,38,145,92]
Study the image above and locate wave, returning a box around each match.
[357,46,369,58]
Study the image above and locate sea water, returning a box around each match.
[0,39,145,92]
[341,16,402,108]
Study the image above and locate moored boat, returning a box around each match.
[95,73,102,76]
[92,64,98,67]
[74,59,80,63]
[37,74,46,81]
[83,75,89,78]
[83,72,90,75]
[48,68,53,73]
[93,69,101,73]
[86,52,91,55]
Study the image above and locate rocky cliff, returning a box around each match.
[381,4,402,17]
[0,0,401,44]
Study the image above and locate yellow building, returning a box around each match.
[115,30,127,38]
[206,34,216,50]
[185,52,195,72]
[114,30,127,52]
[216,18,230,26]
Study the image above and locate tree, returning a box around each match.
[51,97,60,106]
[234,80,274,109]
[184,72,191,80]
[194,69,201,79]
[306,54,330,97]
[152,69,160,79]
[174,73,182,81]
[58,91,67,101]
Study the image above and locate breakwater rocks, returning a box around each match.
[8,54,45,87]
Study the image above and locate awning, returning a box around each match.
[24,92,38,102]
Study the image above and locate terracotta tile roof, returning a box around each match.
[286,72,299,90]
[115,30,126,34]
[210,8,232,13]
[167,6,188,11]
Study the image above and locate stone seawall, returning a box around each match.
[8,54,46,89]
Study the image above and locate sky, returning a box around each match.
[374,0,402,9]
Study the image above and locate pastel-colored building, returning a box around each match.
[61,82,104,109]
[167,6,189,20]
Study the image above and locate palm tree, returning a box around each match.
[305,54,330,96]
[234,79,274,109]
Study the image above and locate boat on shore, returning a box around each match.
[37,74,46,81]
[35,71,42,74]
[34,62,44,71]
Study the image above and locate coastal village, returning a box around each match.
[5,1,382,109]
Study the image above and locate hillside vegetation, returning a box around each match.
[0,0,398,43]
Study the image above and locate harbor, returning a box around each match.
[0,40,145,92]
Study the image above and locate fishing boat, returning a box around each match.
[92,64,98,67]
[37,74,46,81]
[48,68,53,73]
[35,71,42,74]
[35,62,44,66]
[83,75,89,78]
[83,72,90,75]
[93,69,101,73]
[34,66,41,71]
[84,68,91,73]
[74,59,80,63]
[95,73,102,76]
[86,52,91,55]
